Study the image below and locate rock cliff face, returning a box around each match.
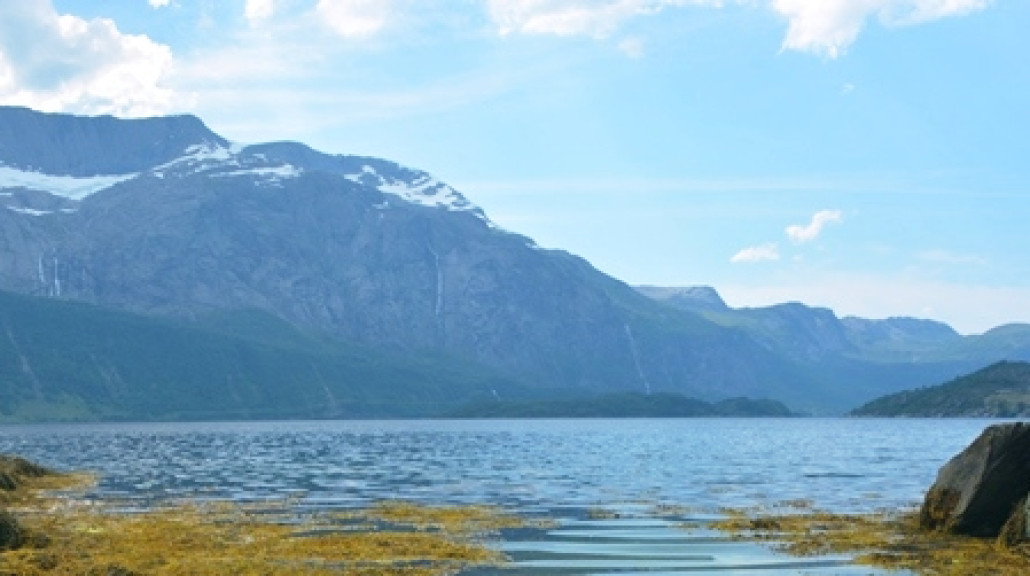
[0,107,815,408]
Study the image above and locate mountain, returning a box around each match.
[636,286,729,312]
[0,289,529,421]
[634,285,1030,404]
[851,361,1030,417]
[2,106,1030,419]
[1,107,826,415]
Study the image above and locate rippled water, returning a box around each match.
[0,418,999,574]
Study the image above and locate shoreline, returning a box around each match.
[7,449,1029,575]
[0,455,518,575]
[714,505,1030,576]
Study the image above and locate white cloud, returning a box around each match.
[731,243,781,263]
[486,0,719,39]
[770,0,992,58]
[786,209,842,244]
[245,0,276,24]
[148,0,171,8]
[484,1,990,56]
[0,1,178,116]
[316,0,393,39]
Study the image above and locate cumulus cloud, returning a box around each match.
[0,1,177,116]
[148,0,171,7]
[316,0,393,39]
[731,243,781,263]
[245,0,276,25]
[486,0,719,39]
[770,0,992,58]
[484,1,991,56]
[786,209,842,244]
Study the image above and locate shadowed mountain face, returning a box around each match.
[2,106,1029,418]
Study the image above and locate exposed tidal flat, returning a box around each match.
[0,418,1019,574]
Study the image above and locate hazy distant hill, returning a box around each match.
[850,361,1030,417]
[451,392,795,418]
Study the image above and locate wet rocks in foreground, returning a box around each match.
[919,422,1030,543]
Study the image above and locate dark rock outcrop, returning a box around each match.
[0,455,52,492]
[997,496,1029,547]
[0,509,24,551]
[919,422,1030,538]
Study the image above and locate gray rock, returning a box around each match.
[919,422,1030,537]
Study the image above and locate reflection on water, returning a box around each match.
[0,418,993,574]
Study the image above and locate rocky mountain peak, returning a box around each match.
[0,106,226,176]
[635,285,729,311]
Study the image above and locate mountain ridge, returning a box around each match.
[3,107,1030,418]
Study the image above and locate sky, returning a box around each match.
[0,0,1027,334]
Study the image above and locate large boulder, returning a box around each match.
[919,422,1030,538]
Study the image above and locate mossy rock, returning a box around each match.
[0,509,24,551]
[0,455,52,479]
[919,423,1030,537]
[0,455,55,493]
[919,486,961,531]
[997,496,1029,548]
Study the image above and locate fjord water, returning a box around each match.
[0,418,997,574]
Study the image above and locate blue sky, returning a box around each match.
[1,0,1027,333]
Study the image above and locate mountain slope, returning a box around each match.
[1,106,828,413]
[851,361,1030,417]
[0,289,525,421]
[3,106,1029,418]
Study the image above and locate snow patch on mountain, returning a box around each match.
[210,164,303,186]
[0,165,137,201]
[346,164,483,216]
[6,205,53,216]
[152,143,303,188]
[151,142,242,178]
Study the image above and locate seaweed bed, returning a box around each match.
[714,503,1030,576]
[0,455,522,575]
[9,453,1030,575]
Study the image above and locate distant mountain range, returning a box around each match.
[2,106,1030,420]
[851,361,1030,417]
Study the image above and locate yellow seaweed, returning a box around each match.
[0,458,515,576]
[713,508,1030,576]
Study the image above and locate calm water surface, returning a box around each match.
[0,418,1000,574]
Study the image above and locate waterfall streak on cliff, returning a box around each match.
[624,324,652,395]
